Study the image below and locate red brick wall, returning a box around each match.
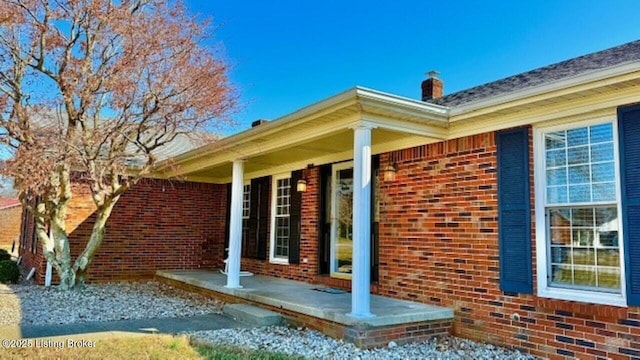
[0,205,22,249]
[18,205,46,283]
[377,132,499,303]
[20,178,228,283]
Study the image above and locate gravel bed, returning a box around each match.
[0,281,222,326]
[190,326,536,360]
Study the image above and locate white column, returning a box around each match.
[226,159,245,288]
[45,229,53,287]
[348,124,375,319]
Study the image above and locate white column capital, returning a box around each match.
[349,121,378,131]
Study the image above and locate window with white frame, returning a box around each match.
[242,184,251,219]
[271,175,290,262]
[536,120,624,303]
[241,183,251,254]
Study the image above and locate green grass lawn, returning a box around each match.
[552,268,620,289]
[336,236,353,274]
[1,335,300,360]
[552,247,621,289]
[337,237,352,261]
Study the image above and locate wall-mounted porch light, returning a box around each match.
[297,164,313,192]
[297,178,308,192]
[382,163,398,182]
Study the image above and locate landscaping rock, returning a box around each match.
[0,281,222,326]
[190,326,537,360]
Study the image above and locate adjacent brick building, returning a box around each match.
[0,199,21,251]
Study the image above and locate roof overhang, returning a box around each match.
[447,62,640,138]
[154,87,449,183]
[449,62,640,120]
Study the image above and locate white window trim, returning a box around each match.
[269,172,291,265]
[330,161,354,279]
[534,117,627,307]
[242,181,251,220]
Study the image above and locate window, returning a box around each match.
[20,208,27,250]
[241,183,251,257]
[535,120,625,306]
[30,197,40,254]
[242,184,251,219]
[270,174,290,263]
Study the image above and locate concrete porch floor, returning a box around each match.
[156,269,453,328]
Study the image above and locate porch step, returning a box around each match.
[223,304,282,327]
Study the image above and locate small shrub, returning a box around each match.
[0,249,11,262]
[0,260,20,284]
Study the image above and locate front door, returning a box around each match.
[331,162,354,278]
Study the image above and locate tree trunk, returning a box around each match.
[37,198,116,290]
[52,208,75,290]
[72,199,117,288]
[35,211,77,290]
[58,265,76,290]
[32,166,97,290]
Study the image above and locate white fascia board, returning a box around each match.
[361,115,448,139]
[449,61,640,118]
[157,87,450,170]
[354,86,450,117]
[154,88,360,169]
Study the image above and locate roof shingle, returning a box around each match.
[429,40,640,107]
[0,198,20,210]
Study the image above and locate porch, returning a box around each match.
[155,87,450,320]
[156,269,454,348]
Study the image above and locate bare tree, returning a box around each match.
[0,0,235,289]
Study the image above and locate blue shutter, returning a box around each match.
[289,170,303,264]
[618,104,640,306]
[496,127,533,294]
[256,176,271,261]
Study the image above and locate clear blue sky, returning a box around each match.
[2,2,639,194]
[186,1,640,133]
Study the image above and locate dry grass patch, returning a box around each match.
[0,335,300,360]
[1,335,201,360]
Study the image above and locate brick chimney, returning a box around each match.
[421,70,443,101]
[251,119,269,128]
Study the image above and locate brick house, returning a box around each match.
[0,198,21,251]
[19,40,640,358]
